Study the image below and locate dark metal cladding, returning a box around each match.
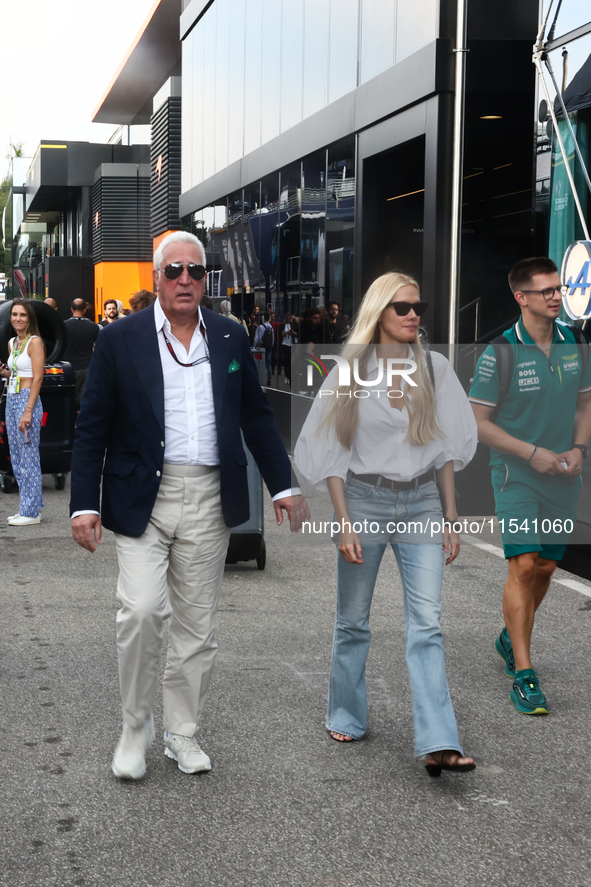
[92,171,152,263]
[150,96,182,237]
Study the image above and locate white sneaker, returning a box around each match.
[112,716,155,780]
[163,732,211,774]
[8,514,41,526]
[7,513,20,521]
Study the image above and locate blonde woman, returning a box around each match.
[295,273,477,776]
[0,299,45,525]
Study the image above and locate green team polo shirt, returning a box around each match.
[469,318,591,473]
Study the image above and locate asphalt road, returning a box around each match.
[1,472,590,887]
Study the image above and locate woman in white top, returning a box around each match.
[0,300,45,525]
[294,272,477,776]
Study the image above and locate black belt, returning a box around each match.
[349,469,436,492]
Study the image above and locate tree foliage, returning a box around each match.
[0,175,10,275]
[1,142,26,275]
[6,141,24,160]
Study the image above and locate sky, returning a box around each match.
[2,0,155,179]
[544,1,591,96]
[2,0,590,184]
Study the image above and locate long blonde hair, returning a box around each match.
[319,272,442,449]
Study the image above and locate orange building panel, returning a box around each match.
[95,262,154,315]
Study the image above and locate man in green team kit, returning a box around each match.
[470,257,591,715]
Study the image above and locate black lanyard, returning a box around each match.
[161,324,209,368]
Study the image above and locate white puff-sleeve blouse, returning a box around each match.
[294,348,477,493]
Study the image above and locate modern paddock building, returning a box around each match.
[92,0,554,343]
[6,2,590,338]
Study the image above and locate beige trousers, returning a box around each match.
[114,464,231,736]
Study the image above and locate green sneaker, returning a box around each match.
[510,669,549,715]
[495,627,515,678]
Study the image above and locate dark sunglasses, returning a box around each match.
[161,263,206,281]
[387,301,428,317]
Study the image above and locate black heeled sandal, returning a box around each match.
[425,750,476,777]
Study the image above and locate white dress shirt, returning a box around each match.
[155,299,219,466]
[294,348,477,493]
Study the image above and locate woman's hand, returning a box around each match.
[0,362,10,379]
[18,408,32,434]
[443,519,461,565]
[338,528,363,564]
[326,477,363,563]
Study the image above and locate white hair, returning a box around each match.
[153,231,206,270]
[220,300,232,315]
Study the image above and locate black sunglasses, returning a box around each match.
[387,301,428,317]
[161,263,206,281]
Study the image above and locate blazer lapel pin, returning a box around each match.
[228,359,241,373]
[224,334,230,338]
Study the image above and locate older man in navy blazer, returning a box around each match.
[71,231,305,780]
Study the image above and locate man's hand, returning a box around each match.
[72,514,102,552]
[530,447,570,476]
[557,448,584,477]
[273,494,311,532]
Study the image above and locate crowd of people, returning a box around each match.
[241,301,351,387]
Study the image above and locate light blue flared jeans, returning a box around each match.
[326,476,463,757]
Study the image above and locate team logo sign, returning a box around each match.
[561,240,591,320]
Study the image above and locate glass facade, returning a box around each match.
[182,0,439,192]
[534,12,591,276]
[180,0,541,343]
[360,0,395,85]
[186,138,355,323]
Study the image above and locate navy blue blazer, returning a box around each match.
[69,305,293,536]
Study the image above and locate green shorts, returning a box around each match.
[491,463,580,561]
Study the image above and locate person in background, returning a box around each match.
[270,312,280,376]
[220,299,248,334]
[99,300,119,328]
[200,294,213,310]
[253,311,275,385]
[324,301,346,345]
[0,299,46,526]
[129,290,156,314]
[63,298,99,407]
[246,306,260,345]
[299,307,323,351]
[44,298,58,311]
[279,312,299,387]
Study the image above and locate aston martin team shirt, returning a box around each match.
[469,318,591,475]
